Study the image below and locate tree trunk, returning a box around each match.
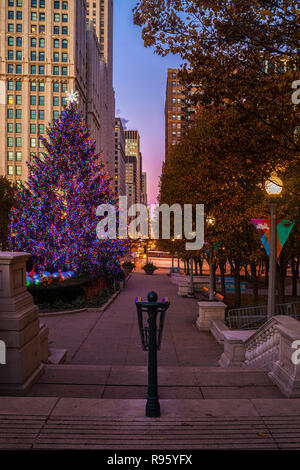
[194,258,198,275]
[250,261,259,304]
[220,261,226,297]
[212,262,216,292]
[199,257,203,276]
[264,259,269,288]
[233,258,241,307]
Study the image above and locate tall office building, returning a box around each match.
[114,117,126,196]
[0,0,115,184]
[125,130,142,204]
[165,68,196,162]
[125,155,137,208]
[141,171,147,206]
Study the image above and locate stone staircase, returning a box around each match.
[26,364,283,399]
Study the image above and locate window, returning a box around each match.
[54,13,60,22]
[7,109,13,119]
[39,66,45,75]
[8,24,14,32]
[62,39,67,48]
[54,1,60,8]
[16,65,22,74]
[62,53,67,62]
[31,25,37,33]
[16,123,22,133]
[62,14,68,22]
[53,66,59,75]
[16,51,22,60]
[16,151,22,161]
[8,166,13,176]
[30,110,36,119]
[39,52,45,61]
[8,137,14,147]
[7,123,13,133]
[39,82,44,91]
[8,51,13,60]
[54,39,59,48]
[53,82,59,92]
[8,0,14,5]
[39,13,45,21]
[31,38,37,47]
[8,37,13,46]
[38,110,44,119]
[53,96,59,106]
[30,82,36,91]
[16,137,22,147]
[53,52,59,62]
[8,81,13,90]
[31,51,36,61]
[39,0,45,7]
[39,25,45,33]
[54,26,59,34]
[16,95,22,104]
[30,124,36,133]
[61,66,67,75]
[7,151,13,161]
[16,11,22,20]
[62,1,68,9]
[16,81,21,90]
[16,109,21,119]
[16,0,22,5]
[62,26,68,34]
[16,166,22,176]
[8,11,14,20]
[39,96,44,105]
[31,0,37,6]
[39,124,44,134]
[61,96,67,106]
[61,82,67,92]
[30,138,36,148]
[31,65,37,74]
[16,37,22,47]
[16,24,22,32]
[7,64,13,74]
[30,96,36,105]
[53,110,59,119]
[39,38,45,47]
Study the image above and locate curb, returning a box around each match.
[39,273,132,318]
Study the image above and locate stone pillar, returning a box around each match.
[0,252,47,395]
[219,331,254,367]
[269,319,300,397]
[196,301,227,331]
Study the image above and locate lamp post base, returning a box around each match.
[146,396,160,417]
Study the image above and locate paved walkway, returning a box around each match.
[42,273,222,366]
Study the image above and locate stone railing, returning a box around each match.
[219,315,300,397]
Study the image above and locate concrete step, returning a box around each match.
[1,396,300,449]
[26,365,283,399]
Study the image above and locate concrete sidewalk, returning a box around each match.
[1,396,300,449]
[42,273,222,366]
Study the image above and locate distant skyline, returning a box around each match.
[113,0,182,205]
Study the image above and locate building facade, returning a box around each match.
[165,68,196,162]
[125,130,142,204]
[141,171,147,206]
[0,0,115,184]
[114,117,126,196]
[125,155,137,208]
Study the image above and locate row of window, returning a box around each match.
[8,51,68,62]
[8,24,22,32]
[7,110,60,122]
[8,165,22,176]
[8,137,44,147]
[8,123,45,134]
[31,0,68,8]
[7,81,67,92]
[8,0,22,6]
[7,64,68,75]
[7,151,22,161]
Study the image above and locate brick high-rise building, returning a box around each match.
[0,0,115,184]
[165,68,196,162]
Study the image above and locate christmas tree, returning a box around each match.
[9,96,128,280]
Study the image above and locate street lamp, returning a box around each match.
[187,232,196,298]
[207,216,216,301]
[265,174,283,318]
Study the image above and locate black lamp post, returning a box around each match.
[135,291,170,417]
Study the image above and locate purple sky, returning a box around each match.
[113,0,182,205]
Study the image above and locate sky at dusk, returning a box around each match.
[113,0,182,205]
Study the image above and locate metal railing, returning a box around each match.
[226,302,300,330]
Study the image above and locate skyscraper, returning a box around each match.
[165,68,196,162]
[0,0,115,184]
[114,117,126,196]
[125,130,142,204]
[142,171,147,206]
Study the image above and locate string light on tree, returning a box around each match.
[65,89,79,105]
